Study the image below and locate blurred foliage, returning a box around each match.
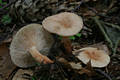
[0,0,11,25]
[1,14,12,25]
[0,0,2,3]
[76,33,82,37]
[69,33,82,40]
[0,0,2,8]
[69,36,76,40]
[58,33,81,40]
[0,0,7,7]
[93,17,120,54]
[32,76,36,80]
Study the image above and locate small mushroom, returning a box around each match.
[10,24,54,68]
[42,12,83,54]
[73,47,110,68]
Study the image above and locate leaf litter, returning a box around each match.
[0,0,120,80]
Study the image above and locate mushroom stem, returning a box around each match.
[61,37,72,54]
[29,46,53,64]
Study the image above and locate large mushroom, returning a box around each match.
[42,12,83,54]
[73,47,110,68]
[10,24,54,68]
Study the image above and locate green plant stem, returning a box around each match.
[92,17,113,48]
[101,21,120,30]
[113,39,119,54]
[0,0,2,3]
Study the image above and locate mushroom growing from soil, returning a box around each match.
[42,12,83,54]
[10,24,54,68]
[73,47,110,68]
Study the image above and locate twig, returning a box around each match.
[55,61,68,77]
[106,0,116,12]
[101,21,120,30]
[95,69,112,80]
[10,24,16,33]
[83,3,109,18]
[112,39,120,54]
[71,0,84,12]
[0,0,18,11]
[84,3,97,14]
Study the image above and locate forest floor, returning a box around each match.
[0,0,120,80]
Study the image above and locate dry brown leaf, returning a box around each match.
[3,38,12,43]
[0,43,16,80]
[12,69,33,80]
[69,62,82,70]
[57,57,82,70]
[83,10,96,17]
[78,61,95,77]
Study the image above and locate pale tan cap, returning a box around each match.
[10,24,54,67]
[73,47,110,68]
[42,12,83,36]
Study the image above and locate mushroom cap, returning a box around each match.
[10,24,54,68]
[42,12,83,36]
[73,47,110,68]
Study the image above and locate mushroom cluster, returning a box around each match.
[10,12,83,68]
[73,47,110,68]
[10,12,110,69]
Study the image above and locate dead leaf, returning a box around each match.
[78,61,95,77]
[3,38,12,43]
[69,62,82,70]
[0,43,16,80]
[83,10,96,17]
[57,57,82,70]
[57,57,68,64]
[12,69,33,80]
[79,68,91,75]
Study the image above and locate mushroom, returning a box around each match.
[42,12,83,54]
[10,24,54,68]
[73,47,110,68]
